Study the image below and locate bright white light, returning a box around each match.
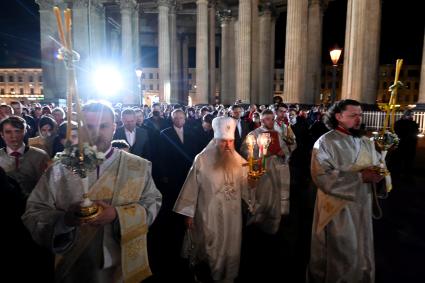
[135,68,142,78]
[93,66,123,96]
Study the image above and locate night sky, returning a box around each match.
[0,0,41,67]
[0,0,424,68]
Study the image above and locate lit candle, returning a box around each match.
[259,145,263,171]
[257,133,271,171]
[262,144,268,170]
[246,134,255,172]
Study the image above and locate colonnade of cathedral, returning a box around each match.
[36,0,425,105]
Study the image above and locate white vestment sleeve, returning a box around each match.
[138,162,162,226]
[22,172,76,253]
[173,156,201,217]
[311,141,362,201]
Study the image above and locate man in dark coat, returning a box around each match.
[149,109,199,282]
[159,109,199,207]
[390,109,420,176]
[230,104,251,153]
[113,108,151,160]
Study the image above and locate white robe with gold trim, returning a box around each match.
[173,143,248,281]
[309,130,381,283]
[22,150,162,283]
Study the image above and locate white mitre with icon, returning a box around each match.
[212,116,237,140]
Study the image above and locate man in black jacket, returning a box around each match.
[230,104,251,153]
[113,108,151,160]
[150,109,199,281]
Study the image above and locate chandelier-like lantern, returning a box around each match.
[246,133,271,180]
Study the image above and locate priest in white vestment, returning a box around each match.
[174,116,253,283]
[308,100,386,283]
[22,102,162,283]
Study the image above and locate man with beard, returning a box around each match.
[174,116,254,283]
[308,99,385,283]
[23,101,162,283]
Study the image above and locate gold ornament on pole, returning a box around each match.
[371,59,404,193]
[53,7,105,222]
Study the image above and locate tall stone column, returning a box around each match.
[182,35,189,104]
[133,5,140,68]
[176,32,182,103]
[236,0,252,103]
[251,0,260,103]
[132,5,141,104]
[72,1,90,60]
[36,0,66,101]
[110,29,120,59]
[258,7,272,105]
[70,0,93,100]
[283,0,308,103]
[220,15,236,105]
[196,0,209,104]
[169,4,179,103]
[229,18,237,104]
[418,30,425,104]
[91,0,106,62]
[341,0,381,104]
[364,0,381,104]
[209,1,216,103]
[270,16,276,101]
[306,0,324,104]
[121,0,136,104]
[158,0,171,103]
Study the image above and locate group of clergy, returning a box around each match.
[0,99,388,283]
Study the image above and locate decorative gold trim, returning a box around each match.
[121,224,148,244]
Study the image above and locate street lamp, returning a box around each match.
[330,48,342,104]
[135,68,143,106]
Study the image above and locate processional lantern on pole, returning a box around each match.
[53,7,106,222]
[245,133,271,213]
[371,59,404,193]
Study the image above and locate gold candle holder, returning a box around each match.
[75,194,103,223]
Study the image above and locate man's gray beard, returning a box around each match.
[213,147,241,172]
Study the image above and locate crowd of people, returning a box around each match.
[0,97,420,283]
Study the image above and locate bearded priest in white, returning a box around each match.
[174,116,253,283]
[22,102,162,283]
[240,109,291,234]
[308,100,387,283]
